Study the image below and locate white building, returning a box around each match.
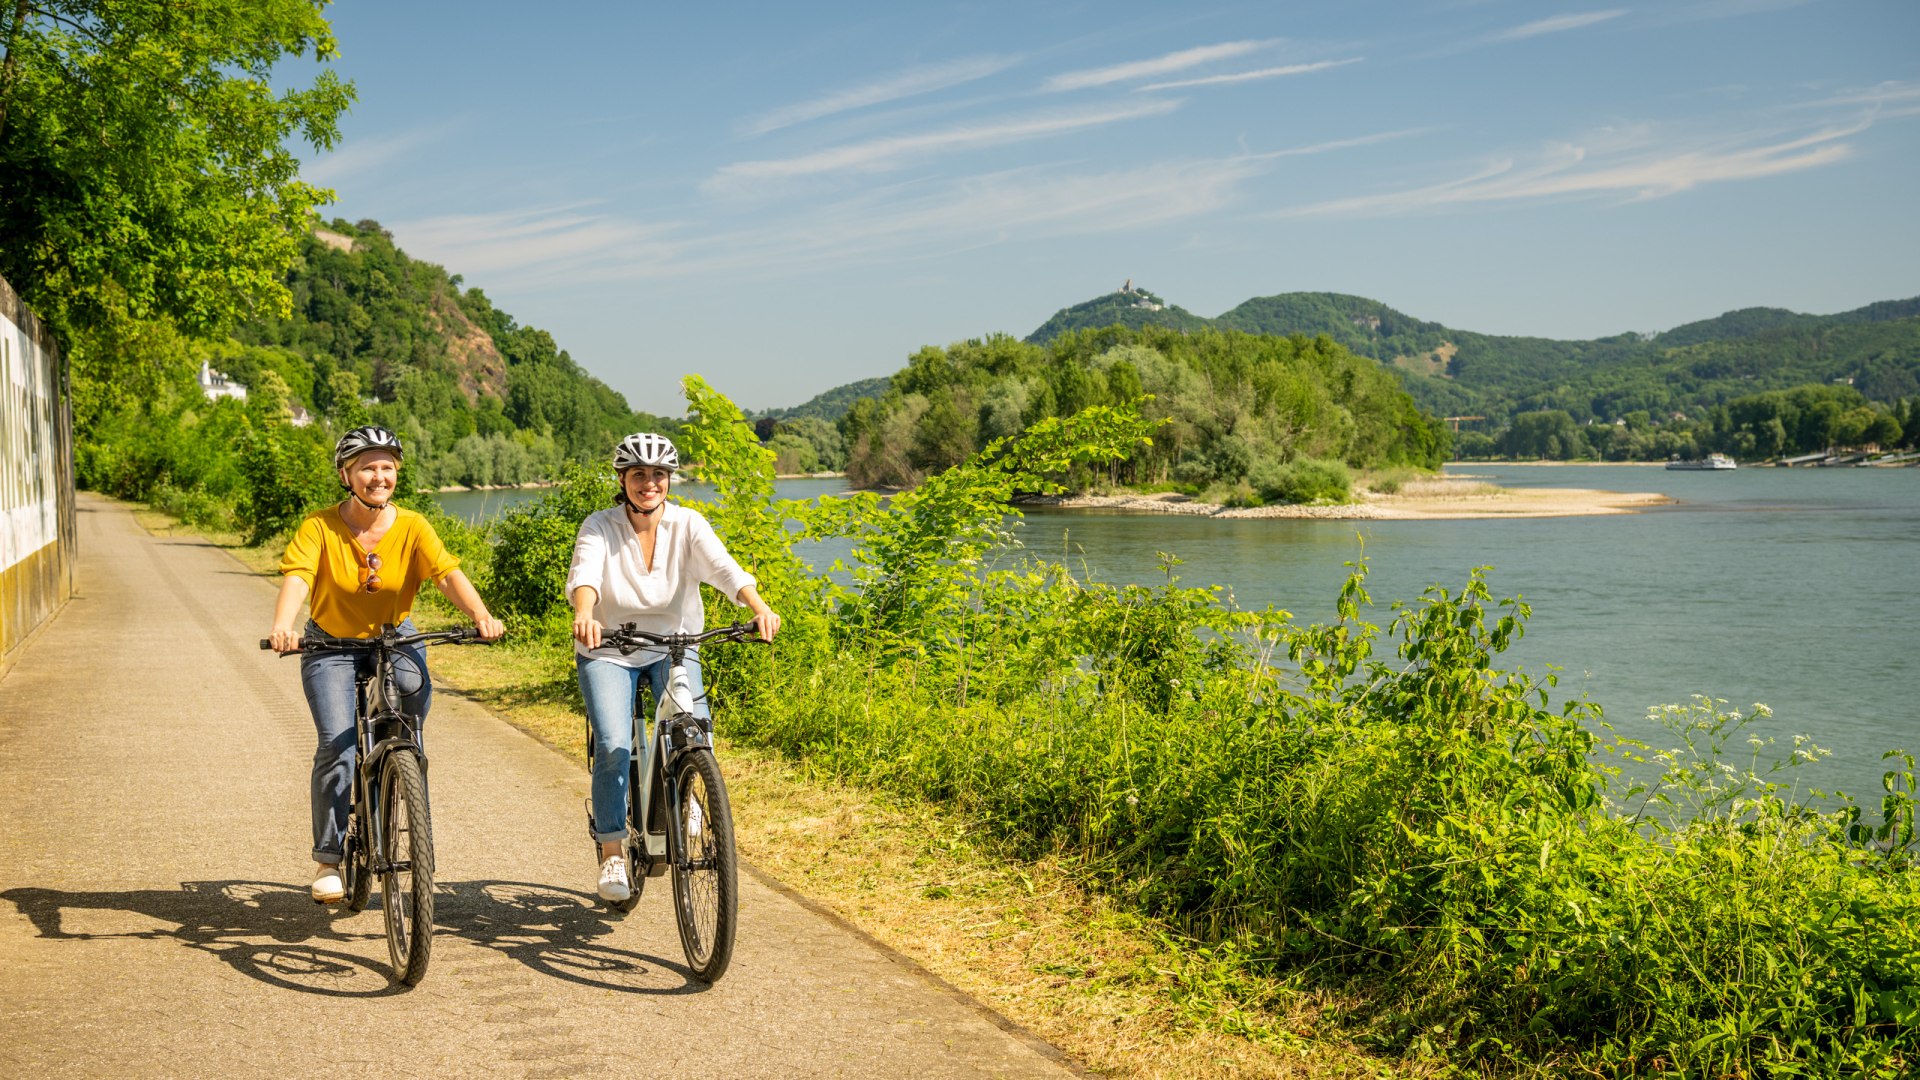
[197,360,247,402]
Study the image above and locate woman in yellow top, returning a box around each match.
[267,426,505,903]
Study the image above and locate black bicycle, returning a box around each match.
[590,620,764,982]
[263,624,491,985]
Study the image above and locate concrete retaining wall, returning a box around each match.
[0,274,75,662]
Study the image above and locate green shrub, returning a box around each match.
[1367,465,1422,495]
[1250,456,1350,504]
[483,462,616,625]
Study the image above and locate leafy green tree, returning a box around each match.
[1499,410,1583,459]
[0,0,352,334]
[908,388,974,474]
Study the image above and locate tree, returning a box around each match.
[0,0,353,335]
[1500,410,1582,459]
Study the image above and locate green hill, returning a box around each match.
[1020,285,1920,427]
[75,218,677,536]
[756,376,893,423]
[1025,283,1212,344]
[222,219,669,487]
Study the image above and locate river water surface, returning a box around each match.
[440,465,1920,801]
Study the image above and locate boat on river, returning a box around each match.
[1666,453,1737,471]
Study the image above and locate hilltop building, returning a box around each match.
[1118,278,1163,311]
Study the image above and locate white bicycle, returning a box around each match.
[588,620,762,982]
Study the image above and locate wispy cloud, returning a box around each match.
[1491,9,1629,42]
[1140,57,1362,92]
[388,203,683,279]
[1043,39,1281,92]
[706,100,1182,193]
[1275,121,1862,218]
[392,155,1268,291]
[1254,127,1437,160]
[742,56,1018,136]
[1788,80,1920,112]
[303,127,442,187]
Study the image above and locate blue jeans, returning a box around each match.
[577,651,709,843]
[301,620,430,864]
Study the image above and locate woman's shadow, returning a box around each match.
[3,879,699,997]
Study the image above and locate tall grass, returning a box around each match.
[485,378,1919,1076]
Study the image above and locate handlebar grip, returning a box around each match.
[259,639,271,650]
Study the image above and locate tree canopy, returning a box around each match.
[0,0,352,334]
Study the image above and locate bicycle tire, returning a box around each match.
[670,748,737,982]
[342,822,372,913]
[379,750,435,985]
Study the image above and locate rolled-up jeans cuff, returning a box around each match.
[592,828,629,844]
[313,850,341,865]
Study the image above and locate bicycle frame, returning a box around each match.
[352,648,426,876]
[629,648,710,877]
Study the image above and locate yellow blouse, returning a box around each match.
[278,505,461,638]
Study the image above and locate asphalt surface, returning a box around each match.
[0,494,1078,1079]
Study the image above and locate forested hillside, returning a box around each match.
[76,219,678,539]
[755,376,892,423]
[1011,285,1920,459]
[228,219,668,485]
[1025,285,1211,344]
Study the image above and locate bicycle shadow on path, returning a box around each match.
[3,880,405,997]
[3,879,700,998]
[438,879,706,997]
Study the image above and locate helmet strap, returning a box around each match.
[348,490,390,516]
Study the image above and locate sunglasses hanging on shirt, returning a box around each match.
[359,550,384,594]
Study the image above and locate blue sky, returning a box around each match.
[304,0,1920,412]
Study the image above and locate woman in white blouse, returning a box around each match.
[566,432,780,902]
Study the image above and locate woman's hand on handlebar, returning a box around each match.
[475,615,506,642]
[268,625,303,654]
[572,613,602,650]
[751,608,781,643]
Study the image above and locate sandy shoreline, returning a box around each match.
[1017,476,1673,520]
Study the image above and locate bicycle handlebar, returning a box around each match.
[259,626,497,654]
[599,620,767,656]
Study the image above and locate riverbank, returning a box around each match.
[1019,473,1672,519]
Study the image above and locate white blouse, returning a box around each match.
[565,501,757,667]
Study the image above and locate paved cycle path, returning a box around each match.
[0,495,1077,1079]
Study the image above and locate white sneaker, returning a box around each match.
[597,855,631,902]
[312,870,346,904]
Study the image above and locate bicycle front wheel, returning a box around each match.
[379,750,435,985]
[670,748,737,982]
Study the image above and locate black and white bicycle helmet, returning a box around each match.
[612,432,678,471]
[333,425,404,469]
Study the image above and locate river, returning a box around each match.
[437,465,1920,802]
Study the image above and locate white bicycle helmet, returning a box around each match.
[333,425,404,469]
[612,432,678,471]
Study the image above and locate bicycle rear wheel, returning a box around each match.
[670,748,737,982]
[379,750,435,985]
